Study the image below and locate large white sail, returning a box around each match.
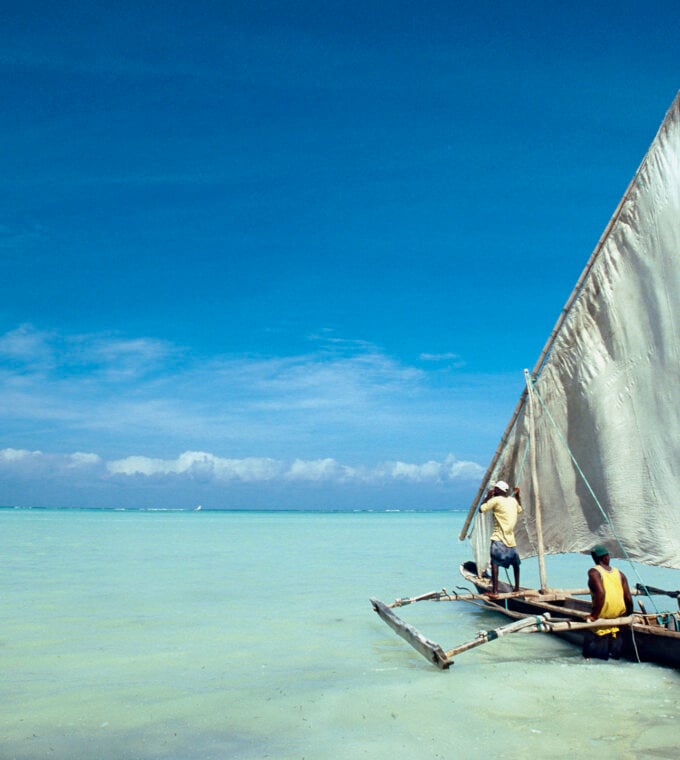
[464,92,680,572]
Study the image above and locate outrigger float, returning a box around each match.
[371,91,680,670]
[370,576,680,670]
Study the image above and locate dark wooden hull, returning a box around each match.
[460,564,680,669]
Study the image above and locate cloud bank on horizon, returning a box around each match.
[1,447,482,491]
[0,324,488,509]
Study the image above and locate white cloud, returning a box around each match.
[285,458,354,481]
[0,446,481,486]
[0,325,463,455]
[0,447,103,475]
[83,335,176,380]
[0,325,56,370]
[0,325,176,392]
[107,451,283,482]
[387,460,443,481]
[443,454,486,479]
[68,452,102,467]
[372,455,484,483]
[0,447,42,462]
[104,451,480,485]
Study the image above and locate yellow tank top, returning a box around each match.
[592,565,626,637]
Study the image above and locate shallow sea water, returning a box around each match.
[2,509,679,759]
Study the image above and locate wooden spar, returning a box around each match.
[390,584,655,609]
[525,369,548,591]
[388,588,591,608]
[371,595,639,669]
[458,157,643,543]
[370,598,451,670]
[640,584,680,611]
[371,597,546,669]
[636,583,680,599]
[391,590,442,606]
[391,589,521,607]
[442,615,637,661]
[543,615,635,633]
[443,615,542,659]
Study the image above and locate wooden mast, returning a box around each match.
[525,369,548,592]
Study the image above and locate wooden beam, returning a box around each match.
[444,615,543,659]
[442,614,636,661]
[372,595,639,671]
[544,615,635,632]
[389,587,592,608]
[370,598,451,669]
[636,583,680,599]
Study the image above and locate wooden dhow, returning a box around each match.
[371,92,680,669]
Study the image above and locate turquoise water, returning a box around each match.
[2,509,679,759]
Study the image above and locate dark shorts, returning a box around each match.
[582,630,624,660]
[490,540,521,569]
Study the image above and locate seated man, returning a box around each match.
[583,544,633,660]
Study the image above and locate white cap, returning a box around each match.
[494,480,509,494]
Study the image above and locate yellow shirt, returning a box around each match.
[480,495,522,547]
[592,564,626,636]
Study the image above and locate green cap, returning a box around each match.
[591,544,609,558]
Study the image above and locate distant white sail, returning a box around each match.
[465,93,680,571]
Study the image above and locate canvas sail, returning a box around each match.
[462,92,680,573]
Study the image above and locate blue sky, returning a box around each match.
[1,1,678,509]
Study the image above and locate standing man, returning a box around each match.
[583,544,633,660]
[479,480,522,597]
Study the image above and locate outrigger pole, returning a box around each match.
[370,597,634,670]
